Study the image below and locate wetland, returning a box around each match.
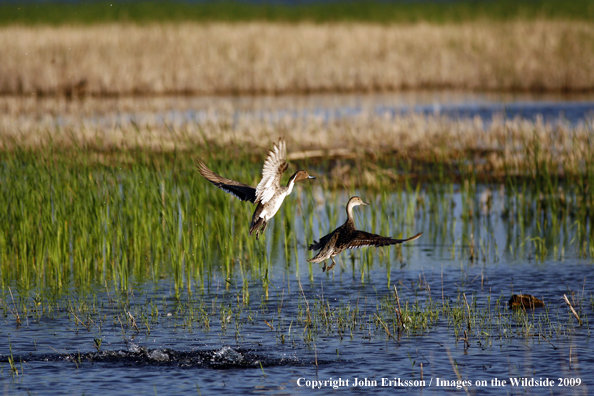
[0,92,593,394]
[2,2,594,392]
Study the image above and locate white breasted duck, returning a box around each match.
[197,138,315,239]
[308,196,422,271]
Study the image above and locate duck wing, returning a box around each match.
[307,229,341,263]
[197,160,256,203]
[255,139,289,205]
[343,231,423,250]
[308,228,339,251]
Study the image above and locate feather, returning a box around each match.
[196,160,256,203]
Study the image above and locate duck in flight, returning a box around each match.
[308,196,422,271]
[197,138,315,239]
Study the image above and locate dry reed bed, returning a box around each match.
[2,20,594,96]
[1,97,592,181]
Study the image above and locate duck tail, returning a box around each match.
[249,218,261,236]
[249,204,266,239]
[249,217,268,240]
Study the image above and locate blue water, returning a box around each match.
[149,92,594,128]
[3,260,591,395]
[38,91,594,131]
[377,100,594,125]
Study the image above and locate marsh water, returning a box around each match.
[26,90,594,130]
[1,92,593,395]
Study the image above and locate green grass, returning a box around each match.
[0,110,592,387]
[0,143,592,295]
[2,0,593,26]
[0,147,265,295]
[0,107,593,295]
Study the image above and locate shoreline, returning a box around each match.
[5,83,594,99]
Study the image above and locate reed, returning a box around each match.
[1,20,594,96]
[1,113,593,293]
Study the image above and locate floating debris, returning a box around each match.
[508,294,545,309]
[563,294,582,325]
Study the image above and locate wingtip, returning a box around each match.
[196,159,207,174]
[278,137,287,156]
[274,137,285,151]
[196,159,216,180]
[196,158,208,168]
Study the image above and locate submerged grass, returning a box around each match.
[0,275,588,356]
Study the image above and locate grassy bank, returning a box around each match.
[2,21,594,96]
[1,0,593,25]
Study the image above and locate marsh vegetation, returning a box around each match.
[2,20,594,96]
[1,0,593,390]
[1,94,592,394]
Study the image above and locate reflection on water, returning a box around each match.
[1,182,591,395]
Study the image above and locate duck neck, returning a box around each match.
[346,202,356,224]
[285,175,297,195]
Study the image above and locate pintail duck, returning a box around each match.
[197,138,315,239]
[308,196,422,272]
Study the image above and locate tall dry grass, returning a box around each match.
[2,21,594,96]
[1,96,592,184]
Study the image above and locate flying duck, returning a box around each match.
[197,138,315,239]
[308,196,422,271]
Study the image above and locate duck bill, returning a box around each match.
[308,175,316,179]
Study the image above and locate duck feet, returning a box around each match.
[323,258,336,272]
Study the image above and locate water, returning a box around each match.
[14,91,594,131]
[3,260,591,394]
[1,93,593,395]
[173,91,594,125]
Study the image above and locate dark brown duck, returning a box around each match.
[308,196,422,271]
